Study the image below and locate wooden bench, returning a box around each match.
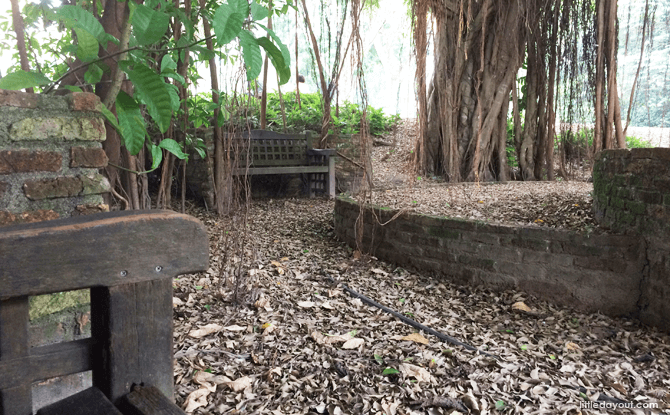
[232,130,336,197]
[0,211,209,415]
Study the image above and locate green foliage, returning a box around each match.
[625,135,652,148]
[505,119,518,168]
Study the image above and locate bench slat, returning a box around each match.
[0,338,95,390]
[234,165,330,175]
[36,387,122,415]
[0,210,208,300]
[0,297,31,415]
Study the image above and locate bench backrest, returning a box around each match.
[234,130,311,167]
[0,211,209,414]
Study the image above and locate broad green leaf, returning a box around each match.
[99,105,120,131]
[74,27,98,62]
[57,5,112,45]
[250,1,268,21]
[116,91,146,155]
[229,0,250,16]
[257,37,290,85]
[256,23,290,68]
[167,83,180,112]
[84,63,103,84]
[212,4,244,45]
[149,143,163,170]
[238,30,262,81]
[127,63,173,133]
[164,72,185,85]
[0,70,50,90]
[382,367,400,376]
[132,4,169,46]
[161,54,178,73]
[159,138,187,159]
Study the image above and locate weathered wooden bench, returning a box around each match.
[232,130,336,197]
[0,211,209,415]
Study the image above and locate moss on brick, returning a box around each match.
[428,226,460,240]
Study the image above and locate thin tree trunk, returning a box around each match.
[624,0,648,138]
[295,7,301,109]
[594,0,606,153]
[200,0,227,215]
[10,0,33,93]
[260,1,272,130]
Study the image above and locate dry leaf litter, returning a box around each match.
[173,120,670,414]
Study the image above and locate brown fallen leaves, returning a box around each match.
[172,197,670,414]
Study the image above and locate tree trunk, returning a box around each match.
[10,0,33,93]
[421,0,524,182]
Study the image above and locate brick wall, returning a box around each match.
[0,90,110,226]
[593,148,670,236]
[334,197,668,331]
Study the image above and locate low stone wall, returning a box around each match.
[334,197,668,331]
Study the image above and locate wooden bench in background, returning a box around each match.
[0,211,209,415]
[232,130,336,197]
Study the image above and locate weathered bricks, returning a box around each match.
[10,117,105,141]
[70,147,108,168]
[0,90,109,224]
[23,174,109,200]
[333,197,664,329]
[0,150,62,174]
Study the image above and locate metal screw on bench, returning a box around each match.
[155,265,162,272]
[120,270,127,277]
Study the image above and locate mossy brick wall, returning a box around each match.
[593,148,670,236]
[334,197,669,332]
[0,90,110,226]
[592,148,670,333]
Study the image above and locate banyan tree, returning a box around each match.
[413,0,624,182]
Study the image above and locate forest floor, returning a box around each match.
[172,122,670,414]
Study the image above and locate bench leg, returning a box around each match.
[0,297,32,415]
[328,156,336,198]
[91,278,174,405]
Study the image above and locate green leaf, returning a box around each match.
[229,0,250,15]
[495,400,506,411]
[74,27,99,62]
[57,5,107,43]
[164,72,185,85]
[192,45,216,61]
[159,138,187,160]
[149,143,163,170]
[520,344,528,351]
[238,30,262,81]
[373,354,384,365]
[166,83,180,112]
[0,70,50,90]
[126,63,173,133]
[257,37,290,85]
[257,23,290,67]
[60,85,84,93]
[212,4,244,45]
[84,63,103,84]
[161,54,178,73]
[99,105,120,131]
[382,367,400,376]
[132,4,169,45]
[115,91,146,155]
[250,1,268,21]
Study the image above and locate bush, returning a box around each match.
[626,135,652,148]
[187,91,400,136]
